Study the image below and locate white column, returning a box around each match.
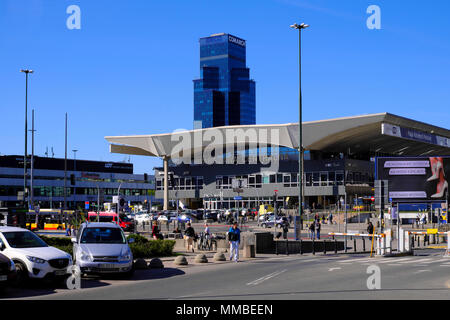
[163,157,169,211]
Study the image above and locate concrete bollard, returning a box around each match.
[149,258,164,269]
[213,252,226,262]
[194,254,208,263]
[134,258,148,270]
[174,256,188,265]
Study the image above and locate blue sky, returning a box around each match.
[1,0,450,174]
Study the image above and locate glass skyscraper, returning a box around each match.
[193,33,256,129]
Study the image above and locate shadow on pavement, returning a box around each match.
[131,268,185,281]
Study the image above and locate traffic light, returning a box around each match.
[119,197,126,209]
[144,173,148,182]
[70,174,75,185]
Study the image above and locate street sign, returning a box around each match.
[85,201,89,210]
[234,196,242,200]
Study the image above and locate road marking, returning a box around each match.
[398,258,432,264]
[247,269,287,286]
[328,267,341,271]
[413,270,431,274]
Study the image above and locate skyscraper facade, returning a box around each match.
[193,33,256,129]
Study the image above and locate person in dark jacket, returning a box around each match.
[315,220,321,240]
[184,222,196,253]
[228,222,241,262]
[309,221,315,240]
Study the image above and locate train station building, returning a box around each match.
[105,113,450,211]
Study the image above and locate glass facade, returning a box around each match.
[194,34,256,129]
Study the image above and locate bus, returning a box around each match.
[26,209,75,231]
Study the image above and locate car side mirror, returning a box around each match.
[128,238,135,244]
[71,238,77,244]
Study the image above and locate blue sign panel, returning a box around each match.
[234,196,242,200]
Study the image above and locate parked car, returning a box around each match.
[177,214,192,223]
[203,210,218,222]
[259,212,274,222]
[0,252,16,289]
[72,222,134,277]
[87,212,134,232]
[260,216,290,228]
[135,213,152,225]
[0,226,72,284]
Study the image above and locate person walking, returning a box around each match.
[309,221,315,240]
[184,222,196,253]
[228,221,241,262]
[315,219,321,240]
[367,221,374,241]
[152,221,161,240]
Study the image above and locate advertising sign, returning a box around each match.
[376,157,450,202]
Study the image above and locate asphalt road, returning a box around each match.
[3,250,450,300]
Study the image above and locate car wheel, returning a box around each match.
[14,261,28,286]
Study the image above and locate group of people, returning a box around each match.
[309,216,322,240]
[182,221,241,262]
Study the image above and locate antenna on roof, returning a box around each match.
[45,147,48,157]
[51,147,55,158]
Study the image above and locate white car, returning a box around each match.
[135,213,152,225]
[0,226,72,283]
[72,222,134,277]
[157,215,168,222]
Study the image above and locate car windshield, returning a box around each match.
[80,227,126,244]
[3,231,48,248]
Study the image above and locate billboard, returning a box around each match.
[376,157,450,202]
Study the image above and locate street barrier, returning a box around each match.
[328,232,387,256]
[401,229,449,255]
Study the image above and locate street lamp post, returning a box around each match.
[20,69,33,209]
[290,22,309,240]
[72,149,78,209]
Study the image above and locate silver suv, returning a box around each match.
[72,222,134,277]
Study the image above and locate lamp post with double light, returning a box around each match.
[290,22,309,240]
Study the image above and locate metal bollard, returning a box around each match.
[324,240,327,255]
[334,239,338,254]
[354,238,357,252]
[312,237,315,255]
[363,237,366,252]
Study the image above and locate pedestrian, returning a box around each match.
[184,222,196,253]
[329,213,333,225]
[217,211,221,223]
[367,221,374,235]
[367,221,374,241]
[152,221,160,240]
[204,223,210,241]
[282,220,289,240]
[228,221,241,262]
[309,221,315,240]
[315,219,321,240]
